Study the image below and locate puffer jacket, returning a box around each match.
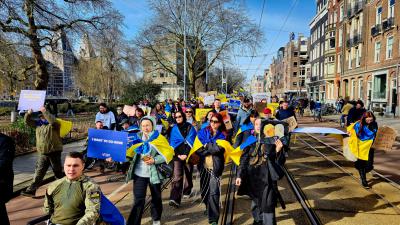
[24,111,62,154]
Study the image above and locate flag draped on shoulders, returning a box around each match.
[126,130,174,163]
[236,135,257,152]
[234,122,254,141]
[169,124,197,149]
[187,128,240,165]
[347,122,376,160]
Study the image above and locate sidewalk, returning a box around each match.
[323,114,400,139]
[13,140,86,194]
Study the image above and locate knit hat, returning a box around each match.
[263,108,272,114]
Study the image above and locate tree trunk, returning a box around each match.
[25,1,49,90]
[31,38,49,90]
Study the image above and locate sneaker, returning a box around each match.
[169,200,180,208]
[21,189,36,198]
[183,194,191,199]
[152,220,161,225]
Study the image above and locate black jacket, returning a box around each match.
[0,133,15,203]
[197,142,225,177]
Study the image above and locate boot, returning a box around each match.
[358,168,369,188]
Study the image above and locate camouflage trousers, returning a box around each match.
[27,151,64,192]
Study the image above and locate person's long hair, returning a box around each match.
[175,111,187,124]
[242,110,259,125]
[202,110,214,124]
[207,113,227,138]
[358,111,376,136]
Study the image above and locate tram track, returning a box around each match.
[297,134,400,215]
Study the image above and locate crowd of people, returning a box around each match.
[0,94,380,225]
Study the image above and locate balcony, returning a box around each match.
[371,24,381,37]
[352,33,362,46]
[382,17,395,31]
[347,1,365,19]
[346,37,352,49]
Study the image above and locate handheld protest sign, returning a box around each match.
[87,128,128,162]
[17,90,46,111]
[228,99,241,114]
[372,126,397,151]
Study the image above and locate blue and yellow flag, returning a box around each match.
[236,135,257,152]
[56,118,73,138]
[126,130,174,163]
[187,128,240,165]
[234,122,254,142]
[347,122,376,160]
[169,124,197,149]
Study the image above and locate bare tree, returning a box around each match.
[136,0,262,97]
[0,0,121,90]
[207,66,246,94]
[74,25,138,102]
[0,36,34,99]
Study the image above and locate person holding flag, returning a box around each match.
[347,111,378,188]
[125,116,174,225]
[168,111,197,207]
[186,113,232,225]
[235,119,288,225]
[233,110,259,149]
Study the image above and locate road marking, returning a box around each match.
[107,181,131,199]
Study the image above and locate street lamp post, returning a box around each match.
[183,0,187,101]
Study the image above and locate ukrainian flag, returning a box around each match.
[234,123,254,140]
[169,124,197,149]
[347,122,377,161]
[187,128,241,165]
[126,130,174,163]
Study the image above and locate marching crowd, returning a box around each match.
[0,95,379,225]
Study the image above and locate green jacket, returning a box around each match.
[24,111,63,154]
[126,146,166,184]
[44,175,101,225]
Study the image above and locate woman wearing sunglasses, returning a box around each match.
[235,119,288,225]
[187,113,229,225]
[168,111,197,207]
[184,108,198,129]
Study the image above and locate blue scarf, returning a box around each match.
[169,124,197,149]
[354,122,377,141]
[197,127,225,144]
[134,131,160,155]
[35,119,49,127]
[201,121,209,129]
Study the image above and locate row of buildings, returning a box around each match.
[265,0,399,115]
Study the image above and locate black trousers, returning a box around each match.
[200,166,221,223]
[355,148,375,172]
[127,175,162,225]
[170,159,193,204]
[27,151,63,192]
[0,203,10,225]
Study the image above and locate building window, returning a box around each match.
[373,74,387,99]
[293,82,297,86]
[340,4,344,22]
[351,80,356,99]
[338,28,342,47]
[294,52,298,57]
[374,41,381,62]
[358,79,363,100]
[386,36,393,59]
[294,62,298,67]
[389,0,395,18]
[376,6,382,25]
[293,72,297,77]
[348,50,352,69]
[355,47,360,67]
[337,54,341,73]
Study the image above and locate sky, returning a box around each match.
[112,0,317,80]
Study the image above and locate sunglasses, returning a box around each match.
[185,111,193,113]
[210,120,220,124]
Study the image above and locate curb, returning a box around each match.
[12,172,56,198]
